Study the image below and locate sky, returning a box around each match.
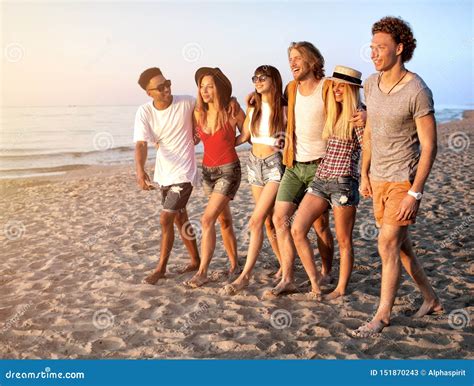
[1,0,473,108]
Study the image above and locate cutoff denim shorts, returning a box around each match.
[202,160,241,200]
[307,176,360,207]
[247,151,285,187]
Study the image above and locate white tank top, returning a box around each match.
[294,79,327,162]
[248,102,278,147]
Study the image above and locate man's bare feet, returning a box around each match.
[210,266,242,282]
[183,273,208,288]
[351,319,389,338]
[262,280,298,299]
[227,265,242,281]
[175,263,200,274]
[307,290,322,301]
[222,276,250,295]
[413,298,444,318]
[270,268,282,280]
[318,273,333,286]
[323,288,345,301]
[143,270,165,285]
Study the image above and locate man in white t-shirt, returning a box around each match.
[134,67,200,285]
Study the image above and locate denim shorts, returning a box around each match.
[202,161,241,200]
[161,182,193,212]
[247,151,285,187]
[307,176,360,207]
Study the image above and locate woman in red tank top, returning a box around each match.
[185,67,245,288]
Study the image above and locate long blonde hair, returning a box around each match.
[322,80,361,141]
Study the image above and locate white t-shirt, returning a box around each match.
[133,95,197,187]
[294,80,327,162]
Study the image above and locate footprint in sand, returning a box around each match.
[91,337,126,352]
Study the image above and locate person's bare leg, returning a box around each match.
[185,193,229,288]
[324,206,356,300]
[225,183,279,294]
[291,194,329,298]
[399,232,443,317]
[312,211,334,285]
[266,201,299,296]
[218,203,239,274]
[174,209,200,273]
[265,210,283,280]
[352,224,405,337]
[262,189,283,268]
[144,211,176,284]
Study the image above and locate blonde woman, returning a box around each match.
[291,65,364,300]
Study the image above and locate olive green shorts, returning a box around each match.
[276,160,320,205]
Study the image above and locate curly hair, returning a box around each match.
[372,16,417,63]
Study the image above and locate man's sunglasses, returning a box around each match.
[148,79,172,92]
[252,75,270,83]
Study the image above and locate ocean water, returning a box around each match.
[0,105,470,179]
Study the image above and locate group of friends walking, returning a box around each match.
[133,16,443,337]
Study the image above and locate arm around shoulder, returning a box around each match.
[234,108,250,146]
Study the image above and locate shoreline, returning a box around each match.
[1,110,472,189]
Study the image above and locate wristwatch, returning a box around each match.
[408,190,423,200]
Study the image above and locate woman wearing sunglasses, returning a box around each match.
[291,65,365,300]
[185,67,245,288]
[223,65,287,295]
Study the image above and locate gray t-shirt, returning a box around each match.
[365,72,434,182]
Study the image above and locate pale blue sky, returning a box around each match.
[1,0,473,107]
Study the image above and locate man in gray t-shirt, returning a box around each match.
[353,17,443,338]
[365,72,434,183]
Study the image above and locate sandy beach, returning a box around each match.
[0,112,472,360]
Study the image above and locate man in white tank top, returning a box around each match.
[267,42,335,297]
[268,42,366,298]
[294,81,327,161]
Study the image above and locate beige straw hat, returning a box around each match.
[326,65,363,87]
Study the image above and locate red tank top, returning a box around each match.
[197,122,239,167]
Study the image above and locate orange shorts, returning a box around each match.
[371,179,416,227]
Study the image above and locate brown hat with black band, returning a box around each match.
[195,67,232,102]
[326,65,363,87]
